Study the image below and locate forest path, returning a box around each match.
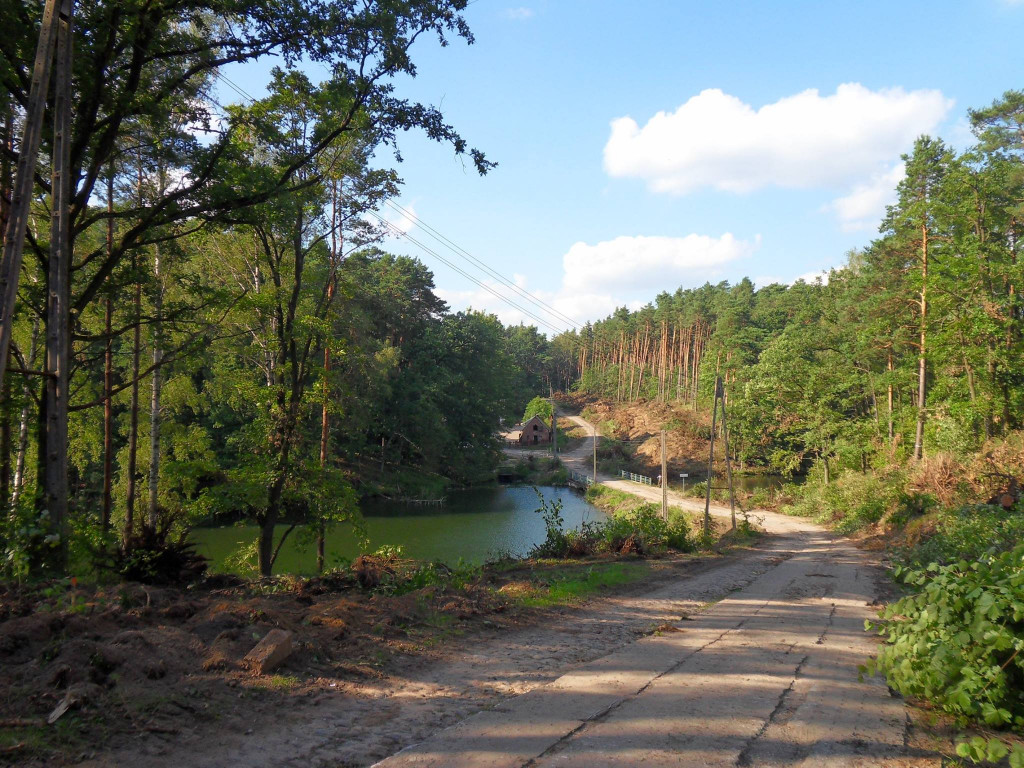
[374,413,913,767]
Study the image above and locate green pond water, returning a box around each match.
[191,485,605,574]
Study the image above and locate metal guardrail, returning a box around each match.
[620,470,652,486]
[568,470,593,486]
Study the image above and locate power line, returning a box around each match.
[204,69,576,337]
[383,200,582,331]
[367,210,569,335]
[368,211,566,335]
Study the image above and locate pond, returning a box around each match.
[191,485,605,575]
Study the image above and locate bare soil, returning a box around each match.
[0,550,747,767]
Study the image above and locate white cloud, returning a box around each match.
[562,233,759,294]
[502,6,534,20]
[603,83,952,195]
[825,162,905,232]
[435,233,758,331]
[435,281,622,332]
[792,270,830,285]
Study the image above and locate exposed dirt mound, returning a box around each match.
[576,395,723,477]
[0,567,510,766]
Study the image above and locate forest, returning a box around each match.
[554,92,1024,484]
[0,0,560,581]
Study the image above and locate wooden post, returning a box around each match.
[42,0,74,569]
[660,429,668,520]
[703,375,721,539]
[0,0,62,392]
[718,378,736,529]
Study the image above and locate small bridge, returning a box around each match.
[567,470,593,489]
[620,470,653,486]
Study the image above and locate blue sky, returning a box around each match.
[226,0,1024,334]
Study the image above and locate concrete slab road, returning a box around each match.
[373,414,907,767]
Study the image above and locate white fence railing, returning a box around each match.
[620,470,652,486]
[568,470,593,487]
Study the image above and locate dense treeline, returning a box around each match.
[557,92,1024,478]
[0,1,562,580]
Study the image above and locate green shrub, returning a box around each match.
[782,470,902,534]
[602,503,668,551]
[898,504,1024,569]
[531,491,569,558]
[665,509,694,551]
[866,544,1024,756]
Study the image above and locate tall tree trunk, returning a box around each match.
[913,224,928,461]
[124,262,141,547]
[147,242,162,530]
[11,320,39,509]
[102,174,114,531]
[887,351,894,446]
[40,9,73,570]
[0,373,10,507]
[316,181,340,574]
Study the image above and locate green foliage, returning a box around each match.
[532,487,694,559]
[530,490,569,558]
[865,544,1024,756]
[898,504,1024,569]
[513,563,649,608]
[602,504,670,551]
[782,470,902,533]
[522,396,554,424]
[379,559,482,596]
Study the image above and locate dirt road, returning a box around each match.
[373,414,911,767]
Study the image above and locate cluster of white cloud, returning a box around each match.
[502,6,534,20]
[825,162,906,232]
[604,84,950,194]
[435,233,759,329]
[562,233,758,293]
[603,83,952,227]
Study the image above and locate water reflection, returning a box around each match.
[192,486,604,574]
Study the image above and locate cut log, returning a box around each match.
[242,629,293,675]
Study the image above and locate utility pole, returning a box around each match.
[0,0,63,391]
[703,376,738,536]
[592,421,598,482]
[660,429,668,520]
[719,380,737,529]
[703,377,720,539]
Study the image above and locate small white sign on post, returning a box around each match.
[679,473,688,490]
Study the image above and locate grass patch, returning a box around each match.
[508,562,650,608]
[254,674,302,691]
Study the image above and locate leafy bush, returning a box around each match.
[783,470,902,533]
[531,491,569,557]
[110,526,209,585]
[898,504,1024,569]
[602,504,694,553]
[386,560,482,596]
[865,544,1024,762]
[522,396,553,424]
